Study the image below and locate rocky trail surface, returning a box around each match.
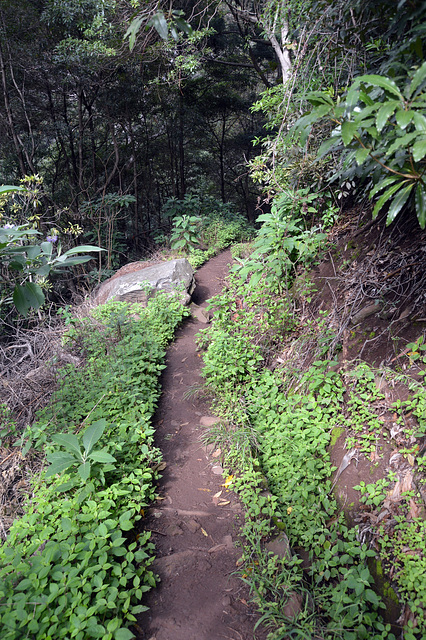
[136,250,265,640]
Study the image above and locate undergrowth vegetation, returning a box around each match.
[199,218,426,639]
[0,293,189,639]
[164,193,253,269]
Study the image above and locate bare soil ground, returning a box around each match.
[135,250,266,640]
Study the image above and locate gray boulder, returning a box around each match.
[93,258,195,306]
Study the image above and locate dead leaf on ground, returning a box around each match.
[223,475,234,488]
[198,488,211,492]
[218,500,230,506]
[409,498,421,520]
[201,527,208,537]
[212,448,222,458]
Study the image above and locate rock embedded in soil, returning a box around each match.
[92,258,195,306]
[199,415,221,427]
[264,532,291,560]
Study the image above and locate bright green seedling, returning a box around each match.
[170,214,202,252]
[45,418,116,482]
[406,335,426,369]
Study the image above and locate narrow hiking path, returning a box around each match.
[136,250,265,640]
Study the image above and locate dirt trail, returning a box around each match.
[136,250,264,640]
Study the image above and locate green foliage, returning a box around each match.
[170,215,202,251]
[125,9,192,51]
[294,62,426,227]
[163,192,252,266]
[198,271,407,638]
[233,189,325,291]
[0,221,103,316]
[0,186,104,316]
[0,292,189,638]
[45,419,117,482]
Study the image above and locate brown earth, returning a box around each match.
[135,250,266,640]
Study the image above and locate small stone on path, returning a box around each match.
[265,532,291,560]
[186,519,200,533]
[165,523,184,536]
[200,416,220,427]
[212,465,224,475]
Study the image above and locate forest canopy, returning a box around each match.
[0,0,425,281]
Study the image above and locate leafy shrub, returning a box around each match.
[0,294,189,639]
[199,276,397,639]
[163,192,253,267]
[233,189,325,291]
[294,61,426,227]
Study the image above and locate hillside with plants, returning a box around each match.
[1,1,426,639]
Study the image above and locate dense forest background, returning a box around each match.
[1,0,425,280]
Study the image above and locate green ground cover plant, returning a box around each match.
[0,293,189,639]
[199,273,393,638]
[163,193,253,269]
[197,247,426,638]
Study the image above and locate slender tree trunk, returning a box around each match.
[178,92,185,198]
[0,40,26,175]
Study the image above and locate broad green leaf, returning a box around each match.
[45,456,76,478]
[83,419,107,454]
[364,588,380,606]
[345,85,360,108]
[395,109,415,129]
[386,131,418,157]
[40,241,54,257]
[415,183,426,229]
[52,433,82,457]
[12,284,30,316]
[23,282,45,309]
[9,257,25,270]
[46,451,76,464]
[366,126,379,140]
[0,185,26,195]
[372,181,406,219]
[407,60,426,98]
[359,90,375,107]
[353,105,378,124]
[89,450,116,463]
[78,461,91,481]
[53,256,92,268]
[306,90,334,106]
[412,137,426,162]
[341,121,358,146]
[12,282,44,316]
[413,112,426,132]
[386,183,414,225]
[376,100,399,132]
[148,11,168,40]
[355,147,370,165]
[61,517,72,531]
[317,136,340,159]
[26,245,41,260]
[62,245,105,256]
[174,17,192,36]
[114,628,135,640]
[369,176,399,199]
[124,16,143,51]
[358,74,403,100]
